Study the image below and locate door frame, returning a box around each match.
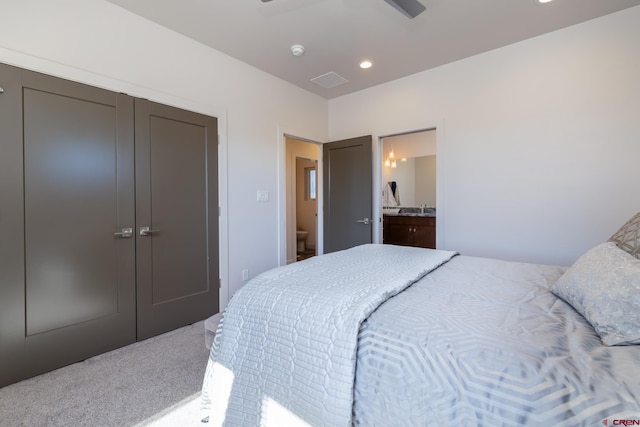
[278,130,324,266]
[376,122,445,249]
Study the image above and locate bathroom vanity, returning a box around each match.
[383,208,436,249]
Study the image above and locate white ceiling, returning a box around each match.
[106,0,640,99]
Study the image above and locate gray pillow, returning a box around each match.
[609,212,640,259]
[552,242,640,346]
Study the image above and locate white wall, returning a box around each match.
[330,6,640,266]
[0,0,329,305]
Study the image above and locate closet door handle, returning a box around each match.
[114,228,133,238]
[139,226,160,236]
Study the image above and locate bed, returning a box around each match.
[200,213,640,426]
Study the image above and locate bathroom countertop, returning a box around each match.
[383,207,436,218]
[384,212,436,218]
[389,213,435,218]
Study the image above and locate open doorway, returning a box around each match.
[285,137,321,264]
[380,129,437,248]
[295,157,318,261]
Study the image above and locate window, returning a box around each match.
[305,167,316,200]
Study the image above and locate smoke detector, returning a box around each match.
[290,44,305,57]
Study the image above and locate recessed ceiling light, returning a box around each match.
[360,60,373,69]
[538,0,553,3]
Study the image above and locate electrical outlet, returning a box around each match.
[242,269,249,281]
[256,190,270,202]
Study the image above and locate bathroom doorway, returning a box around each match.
[296,157,318,261]
[381,129,437,247]
[285,137,320,264]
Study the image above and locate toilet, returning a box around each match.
[296,230,308,253]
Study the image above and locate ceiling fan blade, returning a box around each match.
[384,0,426,19]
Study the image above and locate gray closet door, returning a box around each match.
[0,64,136,386]
[135,99,219,340]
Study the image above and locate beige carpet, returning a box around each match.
[0,321,209,427]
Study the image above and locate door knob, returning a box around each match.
[113,227,133,238]
[356,218,370,225]
[139,226,161,236]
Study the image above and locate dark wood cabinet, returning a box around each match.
[383,215,436,249]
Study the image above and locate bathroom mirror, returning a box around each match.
[383,155,435,208]
[382,129,436,209]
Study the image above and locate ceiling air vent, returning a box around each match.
[311,72,349,89]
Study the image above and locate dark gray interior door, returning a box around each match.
[0,64,136,386]
[135,99,219,340]
[323,135,373,253]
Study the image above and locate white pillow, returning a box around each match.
[552,242,640,346]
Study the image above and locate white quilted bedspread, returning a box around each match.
[200,244,457,426]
